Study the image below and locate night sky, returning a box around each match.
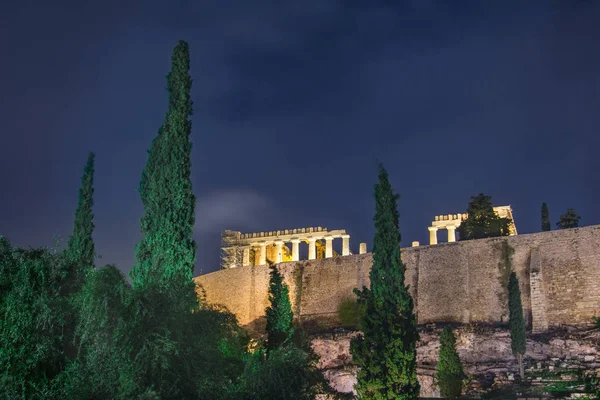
[1,1,599,277]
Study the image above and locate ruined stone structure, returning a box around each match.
[427,205,517,245]
[196,225,600,333]
[220,227,367,269]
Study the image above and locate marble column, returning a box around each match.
[308,238,316,260]
[242,247,250,266]
[291,239,300,261]
[359,242,367,254]
[447,225,457,243]
[341,234,350,256]
[259,242,267,265]
[325,236,333,258]
[275,240,283,263]
[428,226,438,245]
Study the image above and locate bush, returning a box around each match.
[338,297,366,329]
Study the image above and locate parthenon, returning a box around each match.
[220,227,364,269]
[427,205,517,245]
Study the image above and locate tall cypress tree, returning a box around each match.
[436,327,465,399]
[65,152,96,292]
[541,203,551,232]
[265,264,294,354]
[350,163,419,399]
[508,272,526,380]
[131,40,196,294]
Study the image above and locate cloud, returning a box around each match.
[195,189,272,235]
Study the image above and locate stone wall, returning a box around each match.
[194,225,600,330]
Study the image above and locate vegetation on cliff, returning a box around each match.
[457,193,511,240]
[557,208,581,229]
[508,271,527,380]
[541,202,551,232]
[436,327,465,399]
[266,263,295,353]
[350,163,420,399]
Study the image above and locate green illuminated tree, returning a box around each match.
[265,263,294,354]
[131,40,197,298]
[64,152,96,294]
[508,272,526,380]
[541,202,551,232]
[350,163,420,399]
[556,208,581,229]
[436,327,465,399]
[457,193,511,240]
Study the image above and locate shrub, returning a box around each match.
[338,297,366,329]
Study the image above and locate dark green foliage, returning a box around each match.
[266,264,294,353]
[541,203,551,232]
[131,40,196,292]
[240,344,327,400]
[338,297,366,329]
[437,327,465,399]
[350,163,420,399]
[64,152,96,296]
[556,208,581,229]
[457,194,511,240]
[0,247,70,399]
[508,272,526,379]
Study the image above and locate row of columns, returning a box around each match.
[427,225,457,245]
[242,234,353,266]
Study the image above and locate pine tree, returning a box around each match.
[65,152,96,291]
[131,40,196,295]
[457,194,511,240]
[508,272,526,380]
[350,163,420,399]
[265,264,294,354]
[556,208,581,229]
[541,203,551,232]
[436,327,465,399]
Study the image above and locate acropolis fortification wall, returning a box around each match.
[194,225,600,332]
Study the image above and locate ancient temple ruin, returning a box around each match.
[426,205,517,245]
[221,227,365,269]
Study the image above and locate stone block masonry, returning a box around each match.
[194,225,600,331]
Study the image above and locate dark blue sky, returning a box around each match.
[1,1,599,276]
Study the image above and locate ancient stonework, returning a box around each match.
[195,225,600,332]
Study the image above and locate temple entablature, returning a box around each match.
[427,205,517,245]
[221,227,359,269]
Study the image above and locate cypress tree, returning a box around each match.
[556,208,581,229]
[508,272,526,380]
[350,163,420,399]
[265,263,294,354]
[436,327,465,399]
[65,152,96,289]
[131,40,196,294]
[541,203,551,232]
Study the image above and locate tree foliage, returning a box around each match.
[131,40,197,295]
[541,202,551,232]
[436,327,465,399]
[265,264,294,354]
[457,194,511,240]
[508,272,526,379]
[65,152,96,292]
[350,163,420,399]
[556,208,581,229]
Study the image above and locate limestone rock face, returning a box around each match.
[311,327,600,398]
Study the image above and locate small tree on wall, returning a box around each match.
[556,208,581,229]
[265,263,294,354]
[436,327,465,399]
[508,272,527,380]
[541,202,551,232]
[457,194,511,240]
